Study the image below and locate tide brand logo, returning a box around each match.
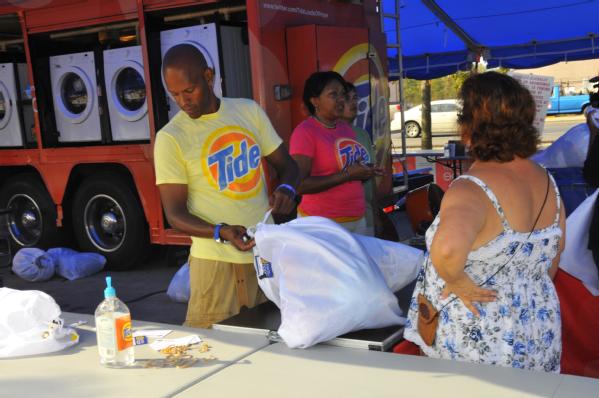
[202,126,263,199]
[336,138,370,169]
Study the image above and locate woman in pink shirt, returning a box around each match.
[290,71,382,234]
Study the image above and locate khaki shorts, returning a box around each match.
[185,257,266,329]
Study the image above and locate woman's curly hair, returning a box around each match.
[458,71,540,162]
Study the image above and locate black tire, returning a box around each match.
[0,175,62,249]
[405,121,421,138]
[72,175,149,270]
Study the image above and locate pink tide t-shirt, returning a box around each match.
[290,118,366,219]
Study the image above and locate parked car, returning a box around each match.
[547,85,590,115]
[390,99,460,137]
[389,102,402,120]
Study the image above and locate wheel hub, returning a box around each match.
[100,212,118,233]
[20,210,38,228]
[6,193,43,247]
[84,194,126,252]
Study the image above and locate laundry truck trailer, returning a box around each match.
[0,0,393,269]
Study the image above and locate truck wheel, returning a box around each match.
[405,121,421,138]
[0,175,61,249]
[72,175,149,270]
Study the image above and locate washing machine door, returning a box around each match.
[111,60,147,122]
[0,81,13,130]
[55,66,95,124]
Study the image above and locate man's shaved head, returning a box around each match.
[162,44,209,83]
[162,43,218,119]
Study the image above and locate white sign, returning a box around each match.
[509,72,554,135]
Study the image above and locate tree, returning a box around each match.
[421,80,432,150]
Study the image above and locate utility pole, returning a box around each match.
[421,80,432,150]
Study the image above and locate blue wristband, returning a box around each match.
[276,184,296,198]
[213,223,227,243]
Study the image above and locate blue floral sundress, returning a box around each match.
[403,174,563,372]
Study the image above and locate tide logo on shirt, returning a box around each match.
[336,138,370,169]
[202,126,263,199]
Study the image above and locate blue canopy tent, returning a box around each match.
[383,0,599,80]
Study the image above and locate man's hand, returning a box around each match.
[219,225,255,251]
[440,273,497,317]
[270,186,296,215]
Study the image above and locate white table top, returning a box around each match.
[0,312,271,398]
[175,342,599,398]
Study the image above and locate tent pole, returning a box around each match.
[393,0,409,192]
[396,0,407,160]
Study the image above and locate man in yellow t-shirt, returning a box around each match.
[155,44,299,328]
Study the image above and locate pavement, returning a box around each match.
[545,114,586,121]
[0,245,189,325]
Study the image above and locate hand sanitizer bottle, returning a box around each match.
[95,276,134,367]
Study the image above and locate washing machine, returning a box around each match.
[0,63,32,147]
[50,51,102,142]
[103,46,149,141]
[160,23,223,120]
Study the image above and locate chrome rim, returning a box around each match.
[7,194,42,246]
[83,194,126,252]
[406,123,420,137]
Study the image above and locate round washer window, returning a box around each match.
[0,91,5,120]
[116,67,146,112]
[61,72,88,115]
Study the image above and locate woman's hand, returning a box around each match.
[346,163,381,181]
[440,272,497,317]
[270,186,297,215]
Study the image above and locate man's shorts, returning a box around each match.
[185,257,265,329]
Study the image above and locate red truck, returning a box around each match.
[0,0,392,269]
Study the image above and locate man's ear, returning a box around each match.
[204,67,215,89]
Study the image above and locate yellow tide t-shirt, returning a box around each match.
[154,98,282,263]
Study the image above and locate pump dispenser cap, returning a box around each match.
[104,276,116,298]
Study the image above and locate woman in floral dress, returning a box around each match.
[403,72,566,372]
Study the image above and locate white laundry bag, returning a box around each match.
[0,288,79,358]
[251,215,405,349]
[559,189,599,296]
[166,262,190,303]
[354,234,423,292]
[46,247,106,281]
[532,123,589,168]
[12,248,56,282]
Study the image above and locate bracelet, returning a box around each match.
[213,223,228,244]
[276,183,296,198]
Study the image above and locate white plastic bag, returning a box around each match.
[559,189,599,296]
[252,215,405,349]
[46,247,106,281]
[167,263,190,303]
[532,123,589,168]
[354,235,423,292]
[12,248,56,282]
[0,288,79,358]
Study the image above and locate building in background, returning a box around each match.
[518,59,599,95]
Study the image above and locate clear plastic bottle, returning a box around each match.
[94,276,135,367]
